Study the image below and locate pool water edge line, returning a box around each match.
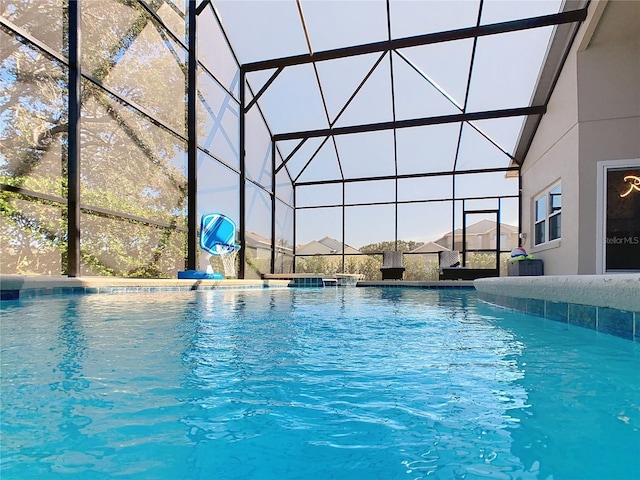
[2,274,637,343]
[0,282,475,301]
[0,276,291,301]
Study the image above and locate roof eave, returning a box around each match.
[513,1,589,167]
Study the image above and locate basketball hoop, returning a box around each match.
[213,243,238,278]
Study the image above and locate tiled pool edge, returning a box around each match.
[0,276,291,300]
[0,284,282,300]
[0,276,477,300]
[357,281,474,289]
[475,275,640,342]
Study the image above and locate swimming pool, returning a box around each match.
[1,288,639,479]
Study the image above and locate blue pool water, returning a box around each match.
[1,288,639,480]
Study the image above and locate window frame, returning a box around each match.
[533,182,561,246]
[548,184,562,241]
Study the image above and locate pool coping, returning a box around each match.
[474,274,640,342]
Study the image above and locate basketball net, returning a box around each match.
[220,250,237,278]
[212,244,238,278]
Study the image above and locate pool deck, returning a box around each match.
[1,273,638,341]
[474,274,640,313]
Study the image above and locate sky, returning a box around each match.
[204,0,563,247]
[0,0,574,251]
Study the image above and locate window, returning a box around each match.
[534,184,561,245]
[604,166,640,271]
[534,196,546,244]
[549,185,562,240]
[597,160,640,273]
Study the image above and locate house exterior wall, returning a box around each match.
[576,0,640,274]
[521,0,640,275]
[521,40,580,274]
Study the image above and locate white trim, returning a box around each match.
[532,181,562,249]
[533,239,561,253]
[577,0,609,52]
[596,159,640,274]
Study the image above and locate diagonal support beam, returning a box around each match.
[196,0,210,15]
[275,137,310,174]
[244,66,284,112]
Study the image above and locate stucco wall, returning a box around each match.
[521,32,580,275]
[576,0,640,273]
[521,0,640,275]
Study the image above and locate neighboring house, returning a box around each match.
[410,241,450,254]
[520,0,640,274]
[245,231,286,259]
[431,220,519,253]
[244,231,294,277]
[296,236,362,256]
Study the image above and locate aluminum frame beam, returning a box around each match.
[67,0,81,277]
[187,1,198,271]
[295,166,519,187]
[243,8,588,73]
[273,105,546,141]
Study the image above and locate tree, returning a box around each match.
[1,1,192,277]
[359,240,424,253]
